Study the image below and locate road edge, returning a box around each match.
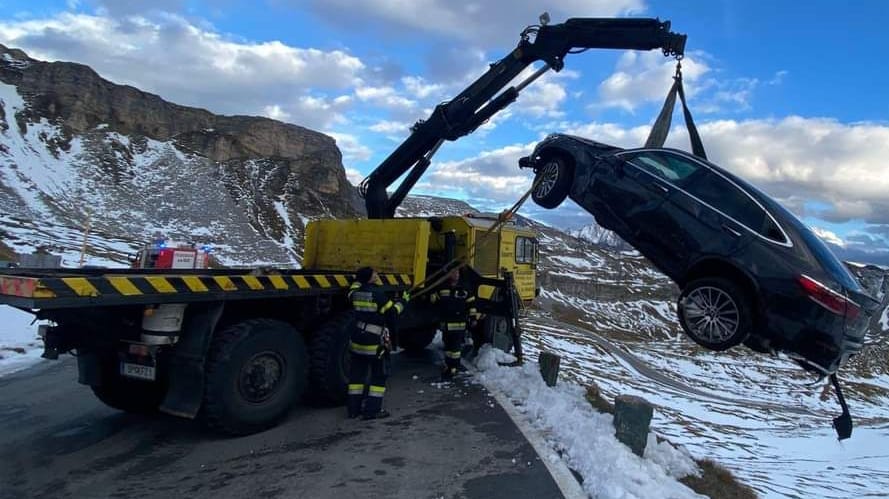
[470,367,588,499]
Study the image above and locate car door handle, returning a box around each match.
[651,183,669,193]
[721,224,742,237]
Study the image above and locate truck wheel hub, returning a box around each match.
[239,351,284,403]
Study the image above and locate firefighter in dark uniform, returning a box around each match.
[347,266,407,420]
[431,268,479,380]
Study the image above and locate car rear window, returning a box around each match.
[761,217,788,244]
[795,223,862,291]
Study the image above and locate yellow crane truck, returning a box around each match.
[0,16,685,434]
[0,215,537,435]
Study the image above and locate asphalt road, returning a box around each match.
[0,350,564,499]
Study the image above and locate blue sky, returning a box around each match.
[1,0,887,262]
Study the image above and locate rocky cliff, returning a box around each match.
[0,44,361,265]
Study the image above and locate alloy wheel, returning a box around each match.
[682,286,740,343]
[534,160,561,198]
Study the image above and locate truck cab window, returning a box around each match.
[516,236,538,264]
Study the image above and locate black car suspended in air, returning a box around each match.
[521,134,880,376]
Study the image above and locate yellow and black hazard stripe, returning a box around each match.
[0,272,414,308]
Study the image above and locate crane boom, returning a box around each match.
[359,16,686,218]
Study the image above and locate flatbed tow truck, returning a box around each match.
[0,15,687,437]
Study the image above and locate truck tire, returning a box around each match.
[91,375,166,414]
[532,156,573,209]
[203,319,307,435]
[307,312,354,406]
[399,327,436,353]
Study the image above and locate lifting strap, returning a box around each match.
[644,59,707,159]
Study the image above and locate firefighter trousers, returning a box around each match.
[443,322,467,372]
[347,330,388,417]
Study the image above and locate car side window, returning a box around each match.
[684,170,767,233]
[761,217,788,244]
[620,151,699,185]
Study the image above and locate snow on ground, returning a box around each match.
[0,306,45,376]
[549,255,604,270]
[472,345,703,499]
[519,316,889,498]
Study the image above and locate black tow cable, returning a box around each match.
[830,373,853,440]
[644,56,707,159]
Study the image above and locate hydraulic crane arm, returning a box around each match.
[359,16,686,218]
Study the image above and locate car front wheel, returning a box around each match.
[531,156,573,209]
[678,277,752,351]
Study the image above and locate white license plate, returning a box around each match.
[121,362,156,381]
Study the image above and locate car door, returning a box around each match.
[678,165,761,259]
[600,150,700,278]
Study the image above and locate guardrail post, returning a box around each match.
[612,395,653,457]
[538,351,560,387]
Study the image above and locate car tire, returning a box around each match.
[307,312,354,406]
[203,319,307,435]
[531,156,573,209]
[678,277,752,351]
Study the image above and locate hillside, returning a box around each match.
[1,44,361,267]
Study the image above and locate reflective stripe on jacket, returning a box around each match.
[349,281,405,327]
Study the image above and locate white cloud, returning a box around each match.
[89,0,186,18]
[369,120,410,134]
[305,0,645,47]
[354,85,416,112]
[422,143,536,207]
[597,51,710,112]
[686,117,889,224]
[401,75,445,100]
[0,12,365,128]
[560,116,889,225]
[768,70,789,86]
[344,167,364,186]
[812,227,846,248]
[596,51,768,114]
[428,116,889,231]
[516,69,572,118]
[263,104,291,122]
[327,132,373,163]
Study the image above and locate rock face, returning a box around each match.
[0,44,362,265]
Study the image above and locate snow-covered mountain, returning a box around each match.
[570,221,633,251]
[1,44,360,267]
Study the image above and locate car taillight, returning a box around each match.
[797,275,860,320]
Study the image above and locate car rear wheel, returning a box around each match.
[678,278,751,351]
[531,156,573,209]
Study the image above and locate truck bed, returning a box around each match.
[0,268,413,310]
